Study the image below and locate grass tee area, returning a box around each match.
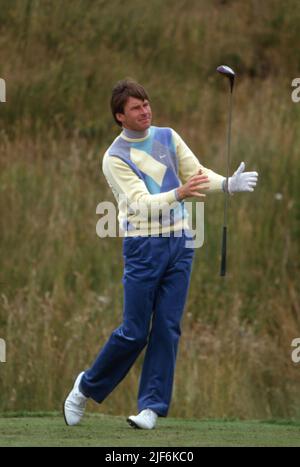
[0,413,300,447]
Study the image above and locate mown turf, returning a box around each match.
[0,412,300,447]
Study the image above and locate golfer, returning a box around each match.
[63,79,258,429]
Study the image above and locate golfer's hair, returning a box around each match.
[111,79,150,126]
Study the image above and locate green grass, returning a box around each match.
[0,412,300,447]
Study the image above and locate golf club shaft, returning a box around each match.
[220,226,227,276]
[220,86,233,277]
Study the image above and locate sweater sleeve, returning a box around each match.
[172,129,225,192]
[102,152,177,208]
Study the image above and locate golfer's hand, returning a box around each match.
[176,170,209,201]
[228,162,258,194]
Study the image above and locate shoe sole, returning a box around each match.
[126,417,141,429]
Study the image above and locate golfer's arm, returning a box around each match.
[172,130,225,192]
[102,154,177,207]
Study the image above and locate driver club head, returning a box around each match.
[217,65,235,92]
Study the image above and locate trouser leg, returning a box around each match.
[137,235,194,416]
[80,276,155,403]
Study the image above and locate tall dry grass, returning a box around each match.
[0,0,300,418]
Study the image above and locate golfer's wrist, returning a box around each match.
[223,177,233,195]
[175,186,186,201]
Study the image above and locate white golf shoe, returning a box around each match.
[127,409,158,430]
[63,372,87,426]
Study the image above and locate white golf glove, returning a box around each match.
[227,162,258,194]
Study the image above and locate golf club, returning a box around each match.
[216,65,235,276]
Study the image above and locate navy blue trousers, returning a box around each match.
[80,232,194,416]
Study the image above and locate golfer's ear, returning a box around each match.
[115,113,124,124]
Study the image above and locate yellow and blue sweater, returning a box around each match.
[102,126,225,236]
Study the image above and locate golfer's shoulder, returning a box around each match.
[156,125,183,136]
[102,150,128,173]
[107,132,127,154]
[103,133,129,168]
[152,125,180,144]
[152,125,173,134]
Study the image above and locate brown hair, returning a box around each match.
[110,79,150,126]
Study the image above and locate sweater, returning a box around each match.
[102,126,224,236]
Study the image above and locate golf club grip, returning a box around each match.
[220,226,227,277]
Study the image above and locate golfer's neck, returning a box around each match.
[122,127,150,140]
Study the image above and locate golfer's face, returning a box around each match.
[117,97,152,131]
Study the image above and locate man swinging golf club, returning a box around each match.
[63,75,258,429]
